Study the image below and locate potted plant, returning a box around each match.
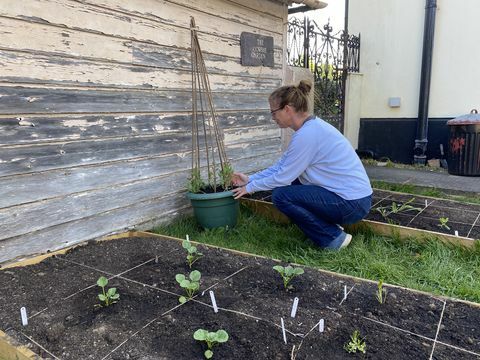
[186,17,239,229]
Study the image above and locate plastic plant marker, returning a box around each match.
[290,297,299,318]
[281,317,287,344]
[155,255,158,264]
[20,307,28,326]
[425,199,428,207]
[344,285,347,301]
[455,230,459,236]
[186,234,190,241]
[319,319,324,333]
[209,290,218,313]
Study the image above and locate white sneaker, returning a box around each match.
[339,233,352,249]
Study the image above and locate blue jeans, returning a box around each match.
[272,184,371,248]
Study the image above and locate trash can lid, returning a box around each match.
[447,109,480,125]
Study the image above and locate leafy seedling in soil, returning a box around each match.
[437,217,451,230]
[96,276,120,307]
[375,197,422,220]
[273,265,304,290]
[182,238,203,268]
[193,329,229,359]
[187,168,206,194]
[344,329,367,354]
[175,270,201,303]
[376,280,387,304]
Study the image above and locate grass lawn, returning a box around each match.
[152,204,480,304]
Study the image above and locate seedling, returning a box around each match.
[193,329,229,359]
[376,280,387,304]
[187,168,205,193]
[273,265,304,289]
[175,270,201,303]
[344,329,367,354]
[96,276,119,307]
[375,198,421,220]
[182,238,203,268]
[438,217,450,230]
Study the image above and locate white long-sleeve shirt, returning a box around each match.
[246,117,372,200]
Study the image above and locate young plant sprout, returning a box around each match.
[175,270,201,303]
[344,329,367,354]
[182,238,203,268]
[376,280,387,304]
[96,276,119,307]
[273,265,304,289]
[375,198,421,220]
[438,217,450,230]
[193,329,229,359]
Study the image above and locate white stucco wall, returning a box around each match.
[349,0,480,119]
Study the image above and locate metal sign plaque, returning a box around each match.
[240,32,274,67]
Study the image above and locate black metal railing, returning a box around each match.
[287,17,360,132]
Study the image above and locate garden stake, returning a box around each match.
[318,319,324,333]
[290,297,299,318]
[20,306,28,326]
[281,317,287,344]
[455,230,459,236]
[344,285,347,301]
[209,290,218,313]
[425,199,428,207]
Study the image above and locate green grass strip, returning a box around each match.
[371,180,480,205]
[152,206,480,304]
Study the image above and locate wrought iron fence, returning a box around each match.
[287,17,360,132]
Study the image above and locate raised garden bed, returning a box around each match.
[243,189,480,246]
[1,232,479,359]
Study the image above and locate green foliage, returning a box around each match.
[182,238,203,268]
[188,168,205,193]
[438,217,450,230]
[193,329,229,359]
[219,162,234,190]
[273,265,304,289]
[375,198,422,220]
[376,280,387,304]
[175,270,201,303]
[96,276,120,307]
[344,330,367,354]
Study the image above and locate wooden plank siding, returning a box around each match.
[0,0,287,263]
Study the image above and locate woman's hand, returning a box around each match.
[232,185,248,199]
[232,172,249,187]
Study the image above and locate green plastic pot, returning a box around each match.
[187,191,239,229]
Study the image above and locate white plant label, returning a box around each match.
[425,200,428,207]
[281,317,287,344]
[290,297,299,318]
[186,234,190,241]
[209,290,218,313]
[344,285,348,301]
[20,307,28,326]
[155,255,158,263]
[319,319,325,333]
[455,230,459,237]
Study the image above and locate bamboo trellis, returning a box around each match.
[190,16,229,192]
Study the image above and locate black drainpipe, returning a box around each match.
[413,0,437,165]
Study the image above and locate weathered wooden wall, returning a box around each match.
[0,0,286,263]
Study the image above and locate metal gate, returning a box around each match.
[287,17,360,133]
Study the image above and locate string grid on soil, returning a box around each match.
[0,236,479,359]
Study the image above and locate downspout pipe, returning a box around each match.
[413,0,437,165]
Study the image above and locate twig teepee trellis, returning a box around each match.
[189,17,231,193]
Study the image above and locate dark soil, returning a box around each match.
[1,235,479,359]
